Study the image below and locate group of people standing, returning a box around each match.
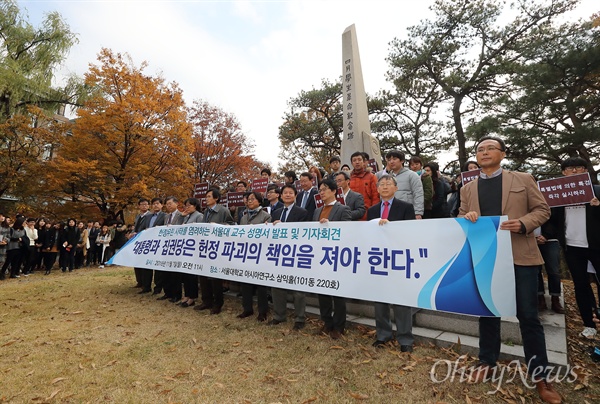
[0,216,130,280]
[4,135,598,404]
[132,137,600,403]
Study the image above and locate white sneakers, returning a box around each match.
[581,327,597,339]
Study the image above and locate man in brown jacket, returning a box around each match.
[460,136,560,404]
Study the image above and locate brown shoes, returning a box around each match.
[329,329,342,340]
[538,295,548,311]
[536,380,561,403]
[551,296,564,314]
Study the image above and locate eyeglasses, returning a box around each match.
[564,166,586,172]
[476,146,503,153]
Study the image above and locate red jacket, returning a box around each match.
[349,169,380,220]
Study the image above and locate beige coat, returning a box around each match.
[459,170,550,266]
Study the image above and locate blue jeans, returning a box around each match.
[479,265,549,376]
[537,241,562,296]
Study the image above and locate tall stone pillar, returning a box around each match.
[340,24,383,170]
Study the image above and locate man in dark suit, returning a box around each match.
[137,197,166,294]
[196,188,235,315]
[335,171,366,221]
[140,197,166,295]
[130,198,150,289]
[158,196,185,302]
[266,184,284,214]
[268,184,309,330]
[313,178,352,339]
[459,136,559,403]
[368,174,416,352]
[296,172,318,220]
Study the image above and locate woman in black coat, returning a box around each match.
[60,219,80,272]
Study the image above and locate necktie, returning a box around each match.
[301,191,309,208]
[281,207,288,222]
[167,213,172,225]
[382,201,390,220]
[150,213,157,227]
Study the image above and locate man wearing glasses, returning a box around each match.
[546,157,600,340]
[334,171,365,221]
[313,178,352,339]
[460,136,560,404]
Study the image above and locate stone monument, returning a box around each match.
[340,24,383,170]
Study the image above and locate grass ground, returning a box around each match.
[0,266,599,403]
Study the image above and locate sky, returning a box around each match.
[18,0,599,170]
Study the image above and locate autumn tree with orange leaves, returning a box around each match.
[189,100,267,188]
[44,49,193,221]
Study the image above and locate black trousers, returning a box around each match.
[140,268,153,292]
[241,283,268,315]
[182,273,198,299]
[164,272,182,300]
[318,294,346,332]
[199,276,223,308]
[43,252,57,271]
[154,270,166,294]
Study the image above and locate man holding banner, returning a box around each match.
[368,174,416,352]
[313,178,352,339]
[460,136,560,404]
[197,189,235,315]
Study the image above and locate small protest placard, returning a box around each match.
[537,173,595,207]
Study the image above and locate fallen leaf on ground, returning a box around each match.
[47,389,61,400]
[349,392,368,400]
[173,371,189,378]
[51,377,66,385]
[2,339,18,347]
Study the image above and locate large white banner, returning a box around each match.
[110,216,516,317]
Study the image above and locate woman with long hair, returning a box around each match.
[96,225,112,268]
[40,221,60,275]
[2,216,26,278]
[424,162,451,218]
[60,218,79,272]
[23,218,38,275]
[34,218,47,271]
[0,214,10,279]
[308,166,323,185]
[449,160,481,217]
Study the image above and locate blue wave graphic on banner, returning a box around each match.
[417,217,501,316]
[106,232,141,266]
